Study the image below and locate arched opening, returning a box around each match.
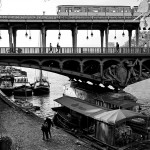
[83,60,100,75]
[63,60,80,72]
[42,60,60,69]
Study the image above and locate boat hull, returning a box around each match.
[13,89,32,97]
[13,85,33,97]
[33,86,50,95]
[0,88,13,96]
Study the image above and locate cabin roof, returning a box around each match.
[54,96,108,117]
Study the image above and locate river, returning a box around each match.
[9,67,69,118]
[8,67,150,119]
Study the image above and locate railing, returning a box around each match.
[0,47,149,54]
[0,15,139,21]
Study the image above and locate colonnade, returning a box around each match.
[7,25,140,50]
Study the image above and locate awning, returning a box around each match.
[54,96,107,117]
[93,109,146,125]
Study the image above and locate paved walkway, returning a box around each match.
[0,99,96,150]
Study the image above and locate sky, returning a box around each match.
[0,0,141,47]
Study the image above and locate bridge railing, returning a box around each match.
[0,47,149,54]
[0,15,138,21]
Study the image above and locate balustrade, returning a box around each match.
[0,47,149,54]
[0,15,138,21]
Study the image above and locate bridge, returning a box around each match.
[0,14,148,89]
[0,46,150,90]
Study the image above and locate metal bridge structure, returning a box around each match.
[0,14,148,89]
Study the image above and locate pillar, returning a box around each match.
[136,28,139,47]
[80,62,83,73]
[8,26,13,49]
[128,29,132,50]
[41,26,46,53]
[60,62,63,71]
[100,30,104,53]
[139,61,142,77]
[72,26,78,53]
[100,62,104,77]
[105,27,109,51]
[13,29,17,50]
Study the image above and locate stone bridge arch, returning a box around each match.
[63,60,80,72]
[42,60,60,69]
[21,59,40,66]
[83,60,100,75]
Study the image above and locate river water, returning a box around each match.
[9,67,69,118]
[8,67,150,119]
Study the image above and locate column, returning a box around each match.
[80,62,83,73]
[8,26,13,51]
[136,28,139,47]
[72,26,78,53]
[41,26,46,53]
[100,30,104,53]
[13,29,17,51]
[60,62,63,72]
[100,62,104,77]
[105,27,109,52]
[139,61,142,77]
[128,29,132,51]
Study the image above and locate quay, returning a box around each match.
[0,91,96,150]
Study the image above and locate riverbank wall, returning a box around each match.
[0,90,44,123]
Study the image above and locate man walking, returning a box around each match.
[41,122,49,140]
[49,43,53,53]
[44,117,54,138]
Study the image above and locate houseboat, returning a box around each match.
[52,81,150,150]
[13,76,32,97]
[0,75,14,96]
[32,70,50,95]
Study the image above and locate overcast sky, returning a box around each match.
[0,0,141,47]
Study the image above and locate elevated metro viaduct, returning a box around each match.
[0,15,140,52]
[0,47,150,90]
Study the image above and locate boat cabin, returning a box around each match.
[14,77,28,84]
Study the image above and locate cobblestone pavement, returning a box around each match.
[0,99,96,150]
